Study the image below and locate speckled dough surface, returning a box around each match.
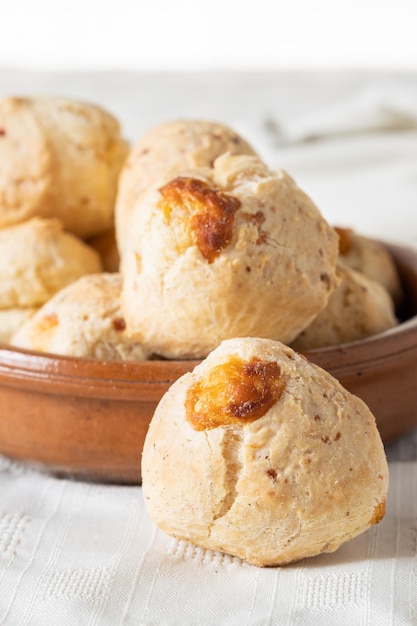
[0,96,129,237]
[0,217,102,309]
[115,119,257,253]
[336,227,403,303]
[142,337,389,567]
[122,154,339,358]
[11,273,148,360]
[291,262,397,350]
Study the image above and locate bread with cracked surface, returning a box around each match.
[142,337,388,566]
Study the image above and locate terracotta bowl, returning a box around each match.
[0,241,417,485]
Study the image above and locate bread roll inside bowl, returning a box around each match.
[0,96,129,237]
[0,217,102,341]
[122,154,339,359]
[0,217,102,309]
[335,227,403,304]
[141,337,389,566]
[10,273,148,361]
[291,262,398,350]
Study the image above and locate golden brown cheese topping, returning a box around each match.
[158,177,241,263]
[370,499,386,525]
[185,356,286,431]
[335,226,353,255]
[112,317,126,331]
[37,312,59,333]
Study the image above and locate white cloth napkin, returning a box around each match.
[256,78,417,248]
[0,456,416,626]
[268,79,417,144]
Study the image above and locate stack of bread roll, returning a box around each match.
[1,96,392,565]
[0,96,129,348]
[0,100,400,356]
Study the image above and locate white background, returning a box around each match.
[0,0,416,71]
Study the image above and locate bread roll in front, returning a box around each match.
[142,337,388,566]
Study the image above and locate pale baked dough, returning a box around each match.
[0,307,37,344]
[291,262,397,350]
[0,96,129,237]
[11,273,148,361]
[122,153,339,358]
[115,119,257,254]
[142,337,389,567]
[0,217,102,309]
[336,226,403,304]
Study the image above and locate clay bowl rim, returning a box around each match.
[0,240,416,401]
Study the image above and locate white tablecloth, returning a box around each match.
[0,69,417,625]
[0,455,416,626]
